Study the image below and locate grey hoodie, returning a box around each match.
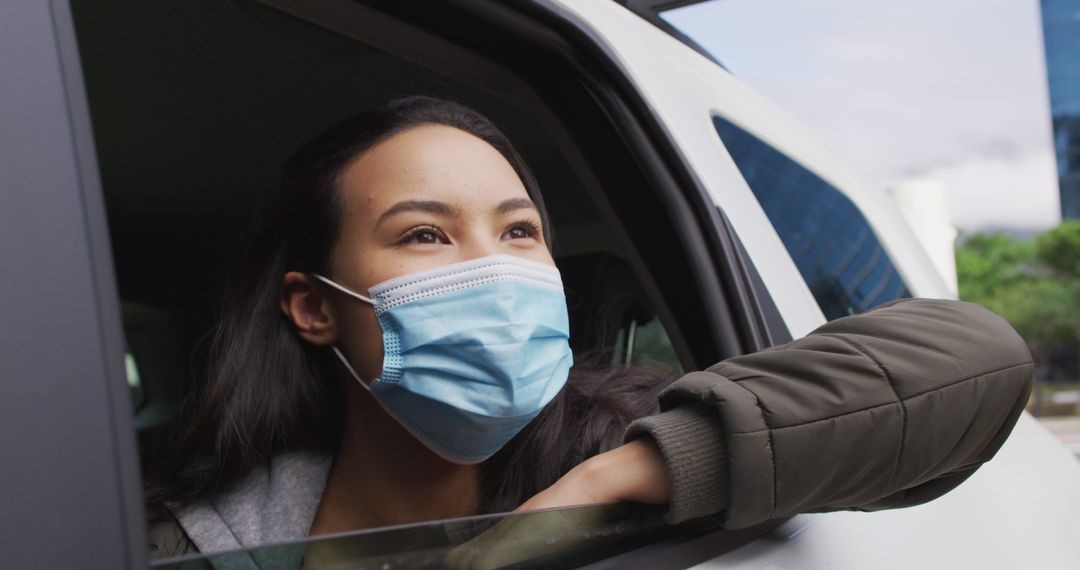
[152,452,331,568]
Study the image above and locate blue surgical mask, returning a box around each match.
[314,255,573,464]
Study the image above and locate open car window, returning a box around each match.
[70,0,693,470]
[71,0,690,554]
[67,0,779,565]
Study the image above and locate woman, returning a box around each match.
[147,96,1033,560]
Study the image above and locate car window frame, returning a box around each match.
[0,1,149,568]
[14,0,796,567]
[515,0,788,352]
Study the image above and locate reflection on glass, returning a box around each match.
[713,116,911,320]
[124,339,145,412]
[151,503,681,569]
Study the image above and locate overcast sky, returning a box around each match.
[664,0,1061,233]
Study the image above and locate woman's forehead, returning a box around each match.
[337,124,530,215]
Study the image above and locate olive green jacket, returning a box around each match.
[151,298,1033,559]
[627,298,1032,528]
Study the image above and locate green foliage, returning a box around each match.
[956,223,1080,347]
[955,232,1034,301]
[1034,221,1080,279]
[978,278,1080,345]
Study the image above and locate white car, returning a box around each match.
[2,0,1077,567]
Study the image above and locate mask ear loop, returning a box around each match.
[312,274,374,305]
[311,273,376,393]
[329,345,373,394]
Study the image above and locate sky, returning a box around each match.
[664,0,1061,234]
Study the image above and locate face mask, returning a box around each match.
[313,254,573,464]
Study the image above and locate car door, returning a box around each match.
[0,1,147,568]
[571,2,1080,569]
[2,0,803,568]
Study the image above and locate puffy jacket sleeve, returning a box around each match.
[624,298,1034,528]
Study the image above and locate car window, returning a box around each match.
[68,0,692,560]
[70,0,684,373]
[150,504,780,569]
[151,503,675,569]
[712,116,911,319]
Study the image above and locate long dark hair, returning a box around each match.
[147,96,674,514]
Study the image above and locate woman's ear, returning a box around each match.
[280,272,337,346]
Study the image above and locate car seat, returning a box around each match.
[557,252,660,366]
[121,301,187,470]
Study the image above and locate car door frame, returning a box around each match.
[0,0,789,568]
[0,0,148,568]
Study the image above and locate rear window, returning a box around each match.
[713,116,911,319]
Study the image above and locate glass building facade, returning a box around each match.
[1042,0,1080,219]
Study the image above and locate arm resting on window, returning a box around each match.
[626,298,1034,528]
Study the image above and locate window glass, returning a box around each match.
[713,116,911,319]
[150,503,691,569]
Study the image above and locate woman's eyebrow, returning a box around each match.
[495,197,537,215]
[375,200,457,229]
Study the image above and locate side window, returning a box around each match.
[59,0,765,565]
[71,0,685,482]
[713,116,911,319]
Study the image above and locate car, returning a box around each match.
[3,0,1078,568]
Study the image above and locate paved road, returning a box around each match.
[1038,415,1080,458]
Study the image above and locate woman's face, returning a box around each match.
[285,124,553,382]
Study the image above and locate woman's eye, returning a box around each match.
[400,226,448,245]
[503,221,540,241]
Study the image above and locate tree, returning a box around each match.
[1035,221,1080,280]
[956,224,1080,383]
[979,278,1080,347]
[955,232,1034,302]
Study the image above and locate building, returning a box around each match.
[1041,0,1080,219]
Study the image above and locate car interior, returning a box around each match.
[70,0,704,477]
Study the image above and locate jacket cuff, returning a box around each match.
[624,403,729,524]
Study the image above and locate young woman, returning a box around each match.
[147,96,1034,561]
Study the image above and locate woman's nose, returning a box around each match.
[458,230,502,261]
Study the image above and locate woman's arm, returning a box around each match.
[521,298,1034,528]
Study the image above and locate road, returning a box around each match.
[1038,415,1080,459]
